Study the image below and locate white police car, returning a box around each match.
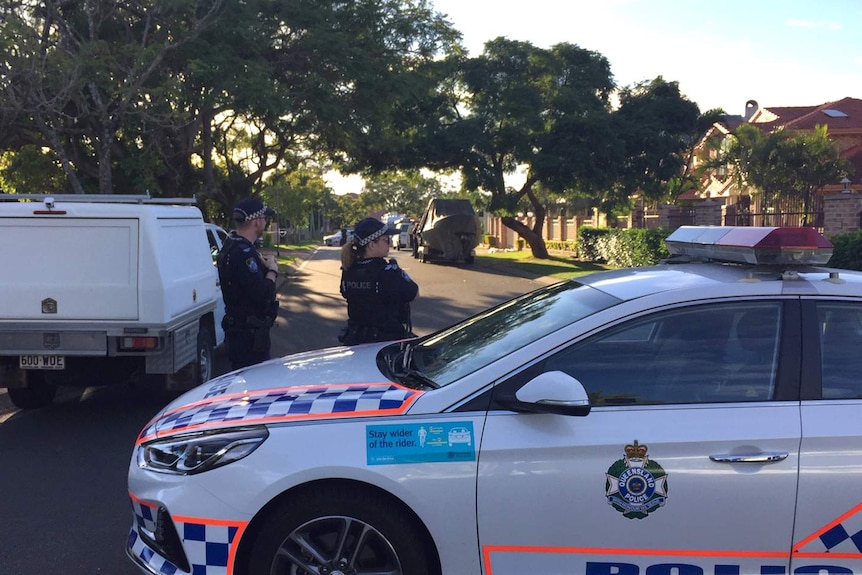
[127,226,862,575]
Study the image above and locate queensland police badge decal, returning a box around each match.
[605,440,668,519]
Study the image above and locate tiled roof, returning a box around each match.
[738,97,862,132]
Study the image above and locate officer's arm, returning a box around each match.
[235,254,277,305]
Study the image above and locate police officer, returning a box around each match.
[339,218,419,345]
[217,198,280,369]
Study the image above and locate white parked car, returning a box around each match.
[322,230,342,246]
[127,226,862,575]
[391,219,413,250]
[323,228,354,246]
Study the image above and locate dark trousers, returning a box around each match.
[225,328,271,369]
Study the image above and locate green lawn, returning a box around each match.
[269,241,613,281]
[475,248,612,280]
[268,240,318,268]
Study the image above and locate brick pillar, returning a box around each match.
[823,192,862,236]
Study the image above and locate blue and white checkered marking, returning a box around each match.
[129,495,247,575]
[138,383,420,443]
[179,520,241,575]
[132,497,158,534]
[128,528,181,575]
[795,502,862,557]
[819,521,862,553]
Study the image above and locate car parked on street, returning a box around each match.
[127,226,862,575]
[323,227,353,246]
[391,218,413,250]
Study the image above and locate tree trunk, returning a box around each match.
[501,216,549,258]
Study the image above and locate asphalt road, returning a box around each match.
[0,246,551,575]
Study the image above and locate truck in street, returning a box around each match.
[0,194,225,409]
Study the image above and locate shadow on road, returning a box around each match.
[0,382,175,574]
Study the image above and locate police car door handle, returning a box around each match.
[709,451,789,464]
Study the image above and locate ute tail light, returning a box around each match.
[120,337,160,350]
[665,226,834,266]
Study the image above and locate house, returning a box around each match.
[687,97,862,234]
[484,97,862,249]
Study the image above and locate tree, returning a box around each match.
[719,123,850,222]
[0,0,461,209]
[612,78,723,209]
[450,39,618,258]
[0,0,224,194]
[360,172,446,218]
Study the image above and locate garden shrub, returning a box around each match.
[577,227,672,267]
[828,231,862,271]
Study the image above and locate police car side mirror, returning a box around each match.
[501,371,591,416]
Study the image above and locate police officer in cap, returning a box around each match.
[217,198,280,369]
[339,217,419,345]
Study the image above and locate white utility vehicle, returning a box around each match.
[0,194,225,409]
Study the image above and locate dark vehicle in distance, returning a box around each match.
[415,199,480,264]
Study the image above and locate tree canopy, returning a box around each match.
[0,0,460,215]
[718,123,850,221]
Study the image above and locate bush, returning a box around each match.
[545,239,578,252]
[577,227,672,267]
[576,228,612,262]
[828,231,862,271]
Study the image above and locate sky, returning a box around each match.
[432,0,862,114]
[328,0,862,194]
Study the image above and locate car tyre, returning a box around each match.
[163,325,214,390]
[7,372,57,409]
[194,326,215,386]
[246,484,436,575]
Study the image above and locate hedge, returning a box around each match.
[576,227,672,268]
[828,231,862,271]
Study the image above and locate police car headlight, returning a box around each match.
[138,427,269,475]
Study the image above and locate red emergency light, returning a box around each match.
[665,226,834,266]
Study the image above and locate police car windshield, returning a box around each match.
[406,281,619,387]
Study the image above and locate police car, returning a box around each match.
[127,226,862,575]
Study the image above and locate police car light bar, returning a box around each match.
[665,226,834,266]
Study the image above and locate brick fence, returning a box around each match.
[482,192,862,250]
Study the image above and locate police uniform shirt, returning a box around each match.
[340,257,418,331]
[217,232,277,320]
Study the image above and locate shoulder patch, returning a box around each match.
[246,258,259,273]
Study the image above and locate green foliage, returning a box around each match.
[576,228,612,261]
[261,168,329,231]
[359,172,445,218]
[612,77,703,205]
[827,231,862,271]
[718,124,851,215]
[0,147,68,194]
[544,239,578,252]
[577,227,671,267]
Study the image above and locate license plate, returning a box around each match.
[19,355,65,370]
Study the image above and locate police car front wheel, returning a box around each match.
[245,484,438,575]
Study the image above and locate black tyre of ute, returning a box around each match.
[7,372,57,409]
[163,324,215,390]
[245,484,438,575]
[194,326,215,386]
